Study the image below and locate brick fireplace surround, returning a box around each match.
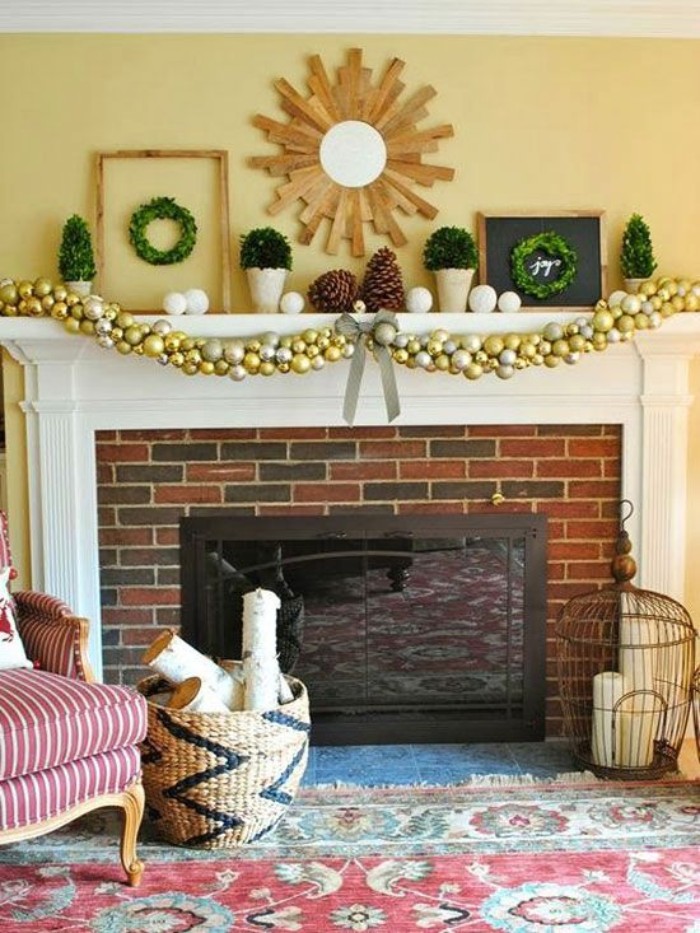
[96,423,621,736]
[1,310,698,738]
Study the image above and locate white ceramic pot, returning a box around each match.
[624,278,646,294]
[65,280,93,298]
[246,268,289,313]
[434,268,475,313]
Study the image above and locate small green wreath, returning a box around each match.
[511,231,578,300]
[128,196,197,266]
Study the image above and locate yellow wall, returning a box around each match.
[1,33,700,603]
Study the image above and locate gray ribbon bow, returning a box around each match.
[335,310,401,426]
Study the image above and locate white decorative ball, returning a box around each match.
[497,291,522,313]
[405,286,433,314]
[468,284,498,314]
[184,288,209,315]
[162,291,187,315]
[353,299,367,313]
[607,290,628,308]
[280,291,305,315]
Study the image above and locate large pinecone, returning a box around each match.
[308,269,359,313]
[360,247,405,313]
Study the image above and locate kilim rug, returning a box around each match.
[1,775,698,932]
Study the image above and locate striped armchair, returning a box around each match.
[0,585,148,886]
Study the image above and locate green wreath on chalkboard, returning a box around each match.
[511,231,578,300]
[129,196,197,266]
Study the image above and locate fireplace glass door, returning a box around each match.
[180,514,547,745]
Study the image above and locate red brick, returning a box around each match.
[568,480,620,498]
[547,520,566,540]
[186,463,256,483]
[331,461,397,480]
[96,444,150,463]
[566,561,610,580]
[548,582,598,601]
[121,587,181,606]
[397,501,465,514]
[121,628,162,646]
[101,608,154,626]
[547,562,566,580]
[567,520,618,539]
[359,440,427,459]
[541,501,600,519]
[468,425,537,437]
[467,501,533,513]
[549,541,602,560]
[537,459,602,478]
[469,460,534,479]
[190,428,255,440]
[400,460,466,480]
[96,430,117,441]
[568,438,621,458]
[500,438,566,457]
[125,430,187,441]
[156,528,180,546]
[293,483,361,503]
[258,505,326,516]
[328,427,397,440]
[99,528,153,547]
[265,427,328,440]
[155,485,223,504]
[96,463,114,484]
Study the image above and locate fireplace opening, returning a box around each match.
[181,513,547,745]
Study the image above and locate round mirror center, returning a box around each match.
[319,120,387,188]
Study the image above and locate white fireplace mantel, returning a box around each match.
[2,311,700,680]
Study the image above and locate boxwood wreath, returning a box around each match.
[510,230,578,299]
[0,274,698,420]
[128,196,197,266]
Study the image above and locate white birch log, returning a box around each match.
[242,588,281,711]
[168,676,231,713]
[142,629,241,709]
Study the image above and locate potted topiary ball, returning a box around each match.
[58,214,97,297]
[620,213,657,293]
[423,225,478,312]
[240,227,293,313]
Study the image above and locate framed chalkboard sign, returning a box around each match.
[477,211,607,310]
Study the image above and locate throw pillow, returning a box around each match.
[0,567,32,670]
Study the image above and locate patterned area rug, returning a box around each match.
[1,776,698,931]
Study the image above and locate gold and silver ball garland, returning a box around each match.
[0,275,699,383]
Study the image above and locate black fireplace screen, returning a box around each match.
[180,514,547,745]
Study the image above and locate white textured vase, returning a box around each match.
[624,278,646,294]
[65,280,93,298]
[246,268,289,313]
[434,268,475,313]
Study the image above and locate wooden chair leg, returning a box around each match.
[120,781,145,887]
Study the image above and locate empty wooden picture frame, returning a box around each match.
[96,150,231,312]
[477,211,607,311]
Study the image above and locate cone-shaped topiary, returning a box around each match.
[423,226,477,271]
[620,213,657,279]
[240,227,293,270]
[360,247,405,313]
[58,214,97,282]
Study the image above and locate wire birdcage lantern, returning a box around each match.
[556,501,697,779]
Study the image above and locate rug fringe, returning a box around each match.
[460,770,599,787]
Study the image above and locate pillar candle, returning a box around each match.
[591,671,626,768]
[619,602,657,694]
[617,691,663,768]
[242,588,282,711]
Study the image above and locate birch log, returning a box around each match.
[169,676,231,713]
[142,629,243,710]
[242,588,282,711]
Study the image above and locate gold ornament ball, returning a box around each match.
[317,335,330,351]
[63,317,81,334]
[169,352,185,368]
[143,334,166,358]
[551,339,570,357]
[435,354,451,371]
[0,283,18,306]
[464,362,483,380]
[79,320,95,336]
[116,340,132,355]
[33,277,52,298]
[503,333,521,351]
[243,351,261,372]
[671,295,686,312]
[291,339,307,354]
[617,314,636,334]
[324,346,342,362]
[182,361,200,376]
[483,335,505,357]
[26,296,43,316]
[259,361,276,377]
[393,348,409,364]
[124,325,144,346]
[199,361,216,376]
[185,349,203,366]
[181,337,196,352]
[568,334,586,352]
[302,329,319,345]
[291,353,311,374]
[592,309,614,332]
[406,338,421,355]
[41,294,55,311]
[201,339,224,363]
[18,280,34,299]
[544,354,561,368]
[277,362,291,374]
[214,360,230,376]
[116,311,135,330]
[164,334,182,353]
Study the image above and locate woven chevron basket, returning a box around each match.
[137,673,310,848]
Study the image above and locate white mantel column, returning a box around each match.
[4,338,103,677]
[635,331,698,600]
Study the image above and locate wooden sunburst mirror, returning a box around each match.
[249,48,455,256]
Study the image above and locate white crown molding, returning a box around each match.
[2,0,700,37]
